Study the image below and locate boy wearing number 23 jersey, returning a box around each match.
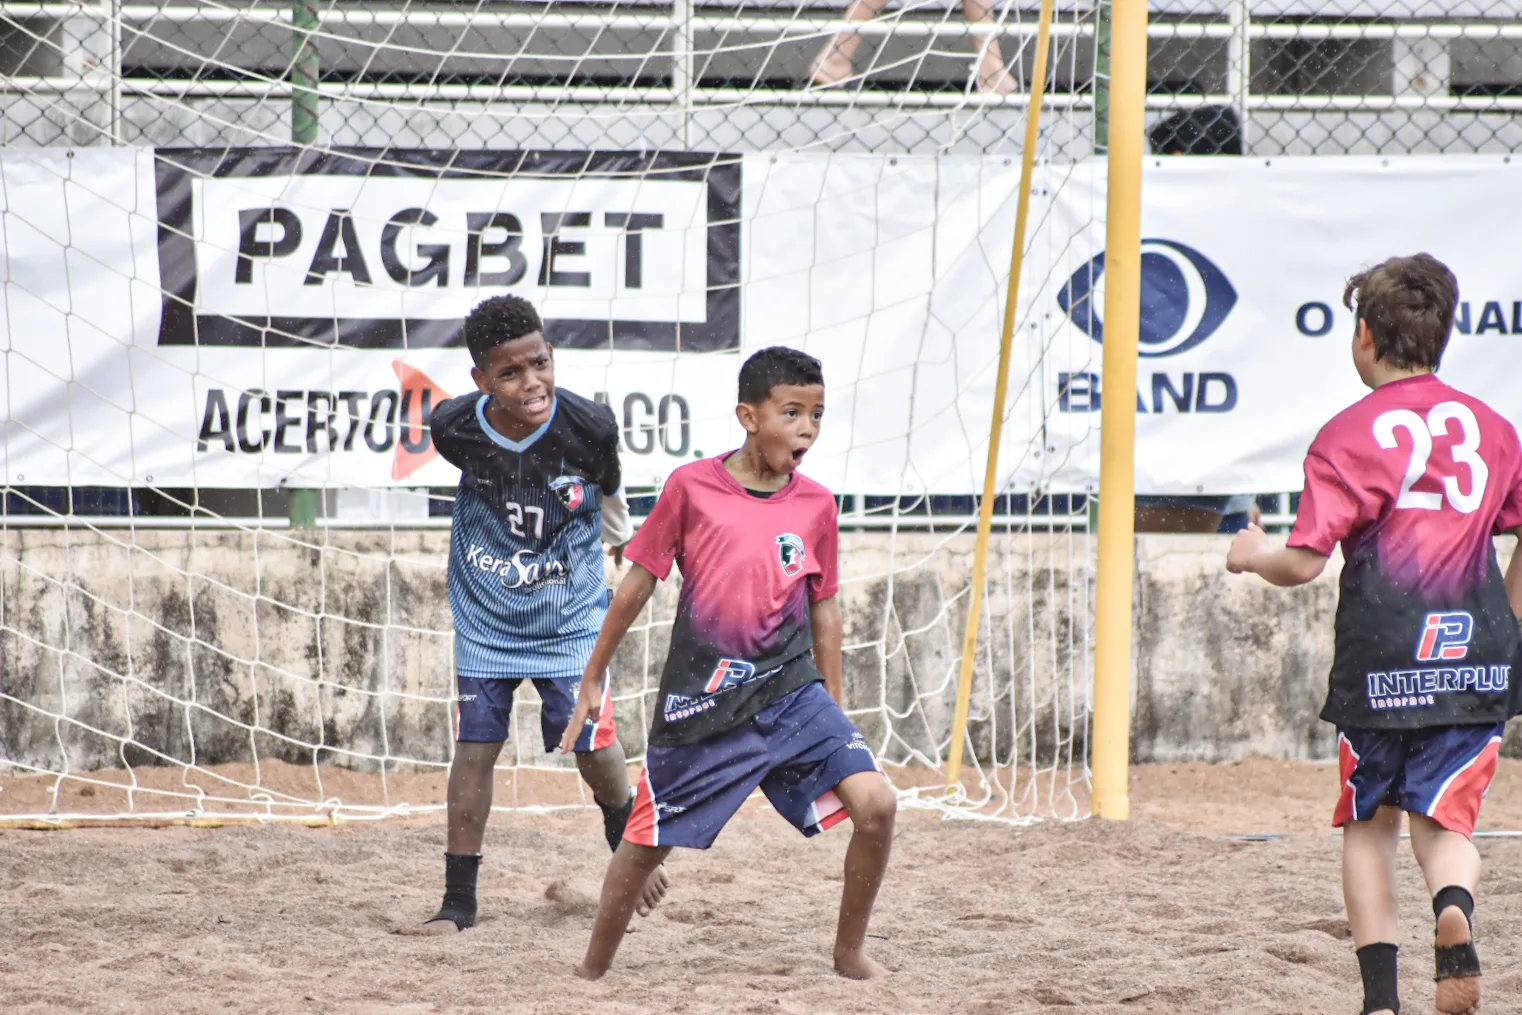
[1228,254,1522,1015]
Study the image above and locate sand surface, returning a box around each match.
[4,760,1522,1014]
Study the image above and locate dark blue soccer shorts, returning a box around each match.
[1333,723,1506,837]
[623,681,885,849]
[455,673,616,753]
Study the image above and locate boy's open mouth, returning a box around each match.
[791,448,807,463]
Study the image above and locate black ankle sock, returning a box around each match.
[429,852,480,930]
[1432,884,1481,981]
[598,794,634,853]
[1432,885,1474,929]
[1356,942,1400,1015]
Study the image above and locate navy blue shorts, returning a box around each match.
[1334,723,1505,837]
[455,673,616,753]
[624,681,884,850]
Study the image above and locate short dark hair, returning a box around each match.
[737,346,824,405]
[463,295,544,366]
[1342,254,1459,371]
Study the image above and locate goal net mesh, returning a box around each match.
[3,0,1511,826]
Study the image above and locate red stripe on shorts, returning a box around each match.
[814,789,850,833]
[1428,737,1502,838]
[623,768,658,847]
[592,676,618,751]
[1331,734,1360,828]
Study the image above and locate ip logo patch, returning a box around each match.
[1415,611,1473,662]
[705,658,757,693]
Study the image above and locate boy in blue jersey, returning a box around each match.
[423,295,667,931]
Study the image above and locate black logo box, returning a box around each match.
[154,148,741,352]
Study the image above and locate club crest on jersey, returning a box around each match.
[706,658,757,693]
[775,533,806,577]
[549,474,585,511]
[1415,611,1474,662]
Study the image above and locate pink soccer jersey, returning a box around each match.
[625,454,840,746]
[1288,374,1522,729]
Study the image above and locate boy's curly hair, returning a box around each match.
[1343,254,1459,371]
[463,296,543,366]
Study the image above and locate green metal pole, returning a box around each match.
[289,0,320,528]
[292,0,320,146]
[1094,0,1111,153]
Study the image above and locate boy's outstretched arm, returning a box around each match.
[811,595,844,704]
[559,564,659,753]
[1226,523,1330,587]
[1505,526,1522,620]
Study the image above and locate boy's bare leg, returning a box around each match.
[1344,806,1403,1015]
[574,741,670,915]
[810,0,886,85]
[1410,813,1482,1015]
[576,841,673,980]
[962,0,1017,94]
[445,740,504,854]
[424,740,504,929]
[830,771,897,980]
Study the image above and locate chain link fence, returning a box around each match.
[0,1,1517,155]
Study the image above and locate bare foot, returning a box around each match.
[972,40,1017,96]
[833,949,888,980]
[977,67,1018,95]
[1435,905,1481,1014]
[573,960,606,982]
[635,863,670,917]
[810,35,860,87]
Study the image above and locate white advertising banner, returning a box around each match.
[1,148,1519,495]
[1025,155,1522,496]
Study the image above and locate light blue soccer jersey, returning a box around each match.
[430,389,622,678]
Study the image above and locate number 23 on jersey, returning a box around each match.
[1374,400,1489,514]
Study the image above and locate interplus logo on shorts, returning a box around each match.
[1416,611,1473,662]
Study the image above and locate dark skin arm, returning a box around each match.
[811,595,844,704]
[560,564,658,752]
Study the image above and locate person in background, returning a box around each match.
[1136,494,1261,534]
[810,0,1017,94]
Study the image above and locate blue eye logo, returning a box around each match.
[1057,239,1238,358]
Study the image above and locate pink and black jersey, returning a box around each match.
[625,455,840,746]
[1288,374,1522,729]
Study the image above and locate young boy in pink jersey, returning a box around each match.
[1228,254,1522,1015]
[559,346,898,981]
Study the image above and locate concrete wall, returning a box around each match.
[1134,535,1522,762]
[0,529,1516,774]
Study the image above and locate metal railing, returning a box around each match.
[0,1,1517,153]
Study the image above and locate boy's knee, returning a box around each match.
[451,741,503,776]
[850,781,897,834]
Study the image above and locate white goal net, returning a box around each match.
[0,0,1138,826]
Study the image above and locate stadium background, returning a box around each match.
[0,0,1519,809]
[2,5,1522,1014]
